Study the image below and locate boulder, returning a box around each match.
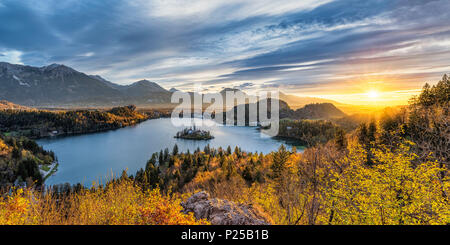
[182,191,271,225]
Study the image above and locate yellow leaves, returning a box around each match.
[244,184,283,224]
[190,171,214,188]
[2,139,448,225]
[327,142,449,225]
[0,188,32,225]
[139,188,208,225]
[285,153,300,175]
[0,180,208,225]
[0,139,11,155]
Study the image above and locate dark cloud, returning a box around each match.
[0,1,60,51]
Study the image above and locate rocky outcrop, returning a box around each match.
[182,191,271,225]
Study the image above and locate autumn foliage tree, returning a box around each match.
[0,179,208,225]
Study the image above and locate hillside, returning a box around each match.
[0,135,55,187]
[279,92,389,115]
[224,98,292,125]
[0,105,148,138]
[0,105,149,187]
[92,76,172,104]
[226,99,346,125]
[291,103,346,120]
[0,100,32,110]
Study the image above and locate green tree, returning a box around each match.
[172,144,179,155]
[226,146,232,155]
[271,145,290,178]
[334,129,347,151]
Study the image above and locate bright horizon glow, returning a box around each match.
[297,87,423,107]
[367,90,380,99]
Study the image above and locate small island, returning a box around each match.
[174,126,214,140]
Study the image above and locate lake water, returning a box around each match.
[37,118,303,186]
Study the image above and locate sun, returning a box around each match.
[367,90,380,99]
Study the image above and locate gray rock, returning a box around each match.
[182,191,271,225]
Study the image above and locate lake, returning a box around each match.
[37,118,303,186]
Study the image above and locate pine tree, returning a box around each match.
[172,144,179,155]
[357,123,368,145]
[226,146,232,155]
[271,145,290,178]
[159,150,164,165]
[234,146,241,156]
[368,120,377,143]
[163,148,169,162]
[334,129,347,151]
[204,144,211,155]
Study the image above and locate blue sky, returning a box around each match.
[1,0,449,104]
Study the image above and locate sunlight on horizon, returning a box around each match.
[291,75,428,107]
[300,88,421,107]
[367,90,380,99]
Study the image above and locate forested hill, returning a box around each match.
[0,105,148,138]
[226,99,346,125]
[290,103,346,119]
[0,104,148,187]
[0,135,55,187]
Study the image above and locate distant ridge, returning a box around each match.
[279,92,341,109]
[0,100,32,110]
[291,103,346,119]
[228,99,346,125]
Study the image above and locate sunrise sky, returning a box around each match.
[1,0,449,106]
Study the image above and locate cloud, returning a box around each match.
[233,82,255,90]
[0,49,23,64]
[0,0,449,103]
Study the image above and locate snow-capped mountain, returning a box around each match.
[0,62,171,107]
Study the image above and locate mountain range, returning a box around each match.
[0,62,343,109]
[0,62,171,107]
